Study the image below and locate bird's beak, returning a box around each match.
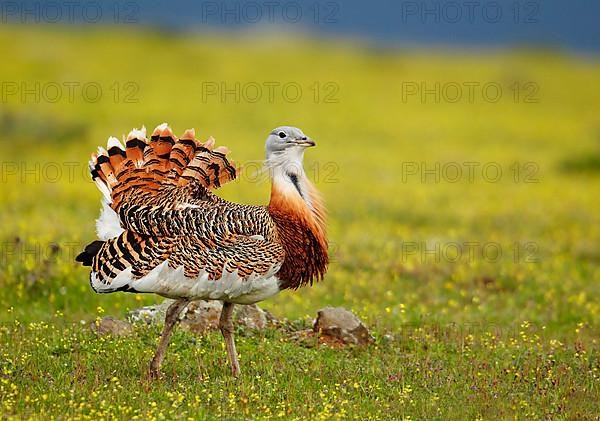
[293,137,316,147]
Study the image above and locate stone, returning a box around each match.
[179,300,222,334]
[234,304,270,330]
[90,316,133,337]
[313,307,373,346]
[127,300,172,325]
[127,299,277,333]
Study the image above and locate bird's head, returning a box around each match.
[265,126,315,164]
[265,126,321,214]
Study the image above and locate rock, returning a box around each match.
[235,304,270,330]
[313,307,373,346]
[127,300,172,324]
[127,299,276,333]
[91,316,133,337]
[179,300,222,334]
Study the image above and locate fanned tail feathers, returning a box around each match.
[89,123,240,211]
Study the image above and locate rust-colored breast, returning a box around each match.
[268,183,329,290]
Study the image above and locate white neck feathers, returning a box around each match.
[266,150,313,211]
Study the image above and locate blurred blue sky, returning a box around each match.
[5,0,600,53]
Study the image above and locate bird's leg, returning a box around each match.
[219,302,241,377]
[149,299,189,379]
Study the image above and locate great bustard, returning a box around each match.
[76,124,328,378]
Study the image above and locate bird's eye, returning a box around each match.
[278,132,287,139]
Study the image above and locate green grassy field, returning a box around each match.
[0,27,599,419]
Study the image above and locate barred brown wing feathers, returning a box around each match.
[166,129,198,181]
[118,199,275,239]
[86,123,285,299]
[180,140,237,190]
[161,234,283,281]
[90,230,284,295]
[89,123,241,213]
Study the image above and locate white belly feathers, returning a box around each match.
[91,260,282,305]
